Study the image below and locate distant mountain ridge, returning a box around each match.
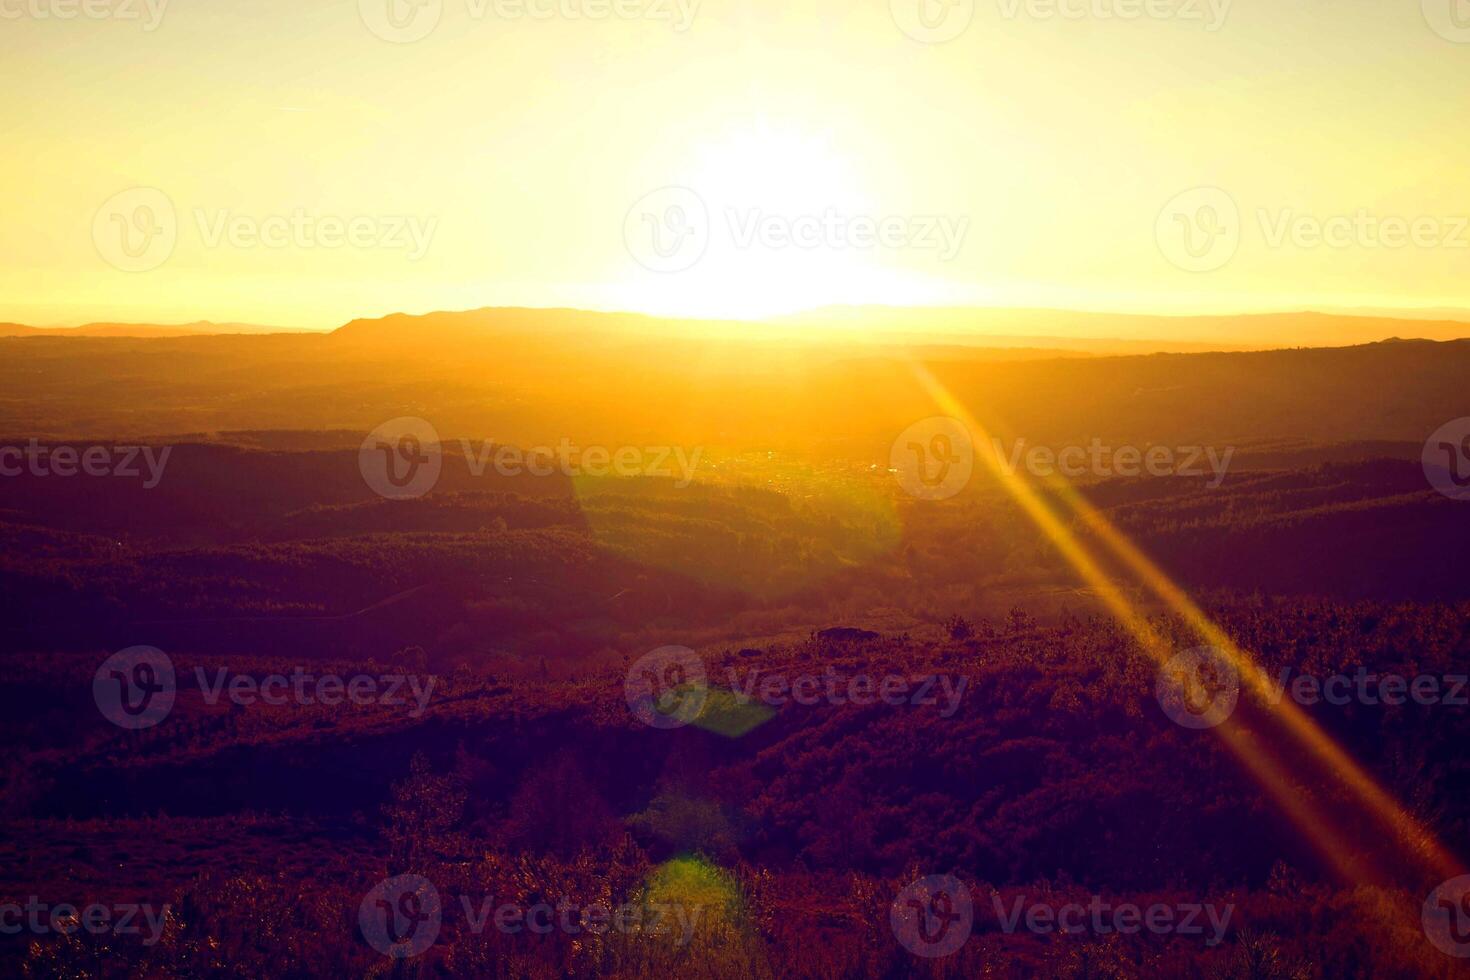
[327,304,1470,354]
[4,303,1468,452]
[0,320,308,338]
[774,306,1470,348]
[6,305,1470,349]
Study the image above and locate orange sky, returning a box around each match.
[2,0,1469,329]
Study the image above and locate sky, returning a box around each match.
[2,0,1469,329]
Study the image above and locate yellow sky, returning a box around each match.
[2,0,1469,328]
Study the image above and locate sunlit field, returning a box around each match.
[5,3,1470,978]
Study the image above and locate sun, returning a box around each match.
[687,121,864,219]
[625,120,947,321]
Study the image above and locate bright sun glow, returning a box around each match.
[624,121,951,320]
[8,3,1470,330]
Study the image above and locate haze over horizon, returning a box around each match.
[9,302,1470,352]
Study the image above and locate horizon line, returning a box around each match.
[10,300,1470,336]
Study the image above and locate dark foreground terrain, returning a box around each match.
[3,310,1470,977]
